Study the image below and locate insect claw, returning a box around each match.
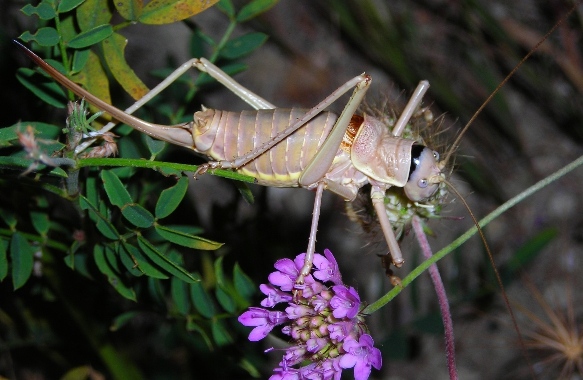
[392,258,404,268]
[194,161,223,178]
[193,164,211,177]
[292,278,306,302]
[390,275,403,288]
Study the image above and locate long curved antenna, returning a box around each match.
[441,3,580,168]
[13,40,195,149]
[443,179,536,380]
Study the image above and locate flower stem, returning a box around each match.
[364,153,583,313]
[412,215,457,380]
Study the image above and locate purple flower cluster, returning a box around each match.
[238,249,382,380]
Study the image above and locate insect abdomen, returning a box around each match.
[193,108,339,186]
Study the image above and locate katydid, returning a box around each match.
[16,41,444,287]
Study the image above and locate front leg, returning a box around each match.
[371,185,405,267]
[294,182,326,297]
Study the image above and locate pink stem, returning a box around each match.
[412,215,458,380]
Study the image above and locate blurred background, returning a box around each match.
[1,0,583,378]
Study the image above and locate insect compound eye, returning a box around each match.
[405,145,441,202]
[409,144,425,178]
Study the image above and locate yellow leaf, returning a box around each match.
[115,0,143,21]
[139,0,219,25]
[102,33,150,100]
[72,51,112,126]
[77,0,113,31]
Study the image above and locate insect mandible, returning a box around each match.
[16,41,446,287]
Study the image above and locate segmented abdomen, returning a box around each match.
[192,108,339,186]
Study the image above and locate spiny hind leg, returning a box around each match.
[78,58,276,154]
[196,74,371,177]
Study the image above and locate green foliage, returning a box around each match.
[1,0,276,377]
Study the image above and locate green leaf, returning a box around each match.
[147,276,166,304]
[19,27,60,46]
[137,236,199,283]
[79,195,120,240]
[102,33,150,100]
[171,276,190,315]
[215,0,234,17]
[30,211,50,235]
[0,209,17,229]
[215,286,235,313]
[186,318,213,350]
[139,0,220,25]
[155,224,222,250]
[76,0,113,31]
[220,32,267,60]
[155,176,188,219]
[10,233,35,290]
[101,169,132,206]
[214,256,226,286]
[71,48,91,73]
[94,245,136,301]
[117,243,144,276]
[64,248,93,279]
[67,24,113,49]
[190,280,216,318]
[121,204,155,228]
[213,257,235,312]
[235,181,254,204]
[110,311,140,331]
[16,68,66,108]
[236,0,278,22]
[104,245,122,274]
[211,319,233,346]
[58,0,86,13]
[21,2,57,19]
[501,228,557,284]
[144,134,166,157]
[114,0,143,21]
[0,238,9,281]
[124,242,169,279]
[0,122,60,147]
[233,263,255,300]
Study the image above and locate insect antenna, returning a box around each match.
[441,178,535,378]
[440,1,581,170]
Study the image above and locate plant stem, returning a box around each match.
[412,215,457,380]
[77,157,256,183]
[364,153,583,313]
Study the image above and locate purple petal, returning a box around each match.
[285,304,314,319]
[268,271,294,291]
[260,284,292,307]
[301,275,325,298]
[328,321,354,342]
[269,258,301,291]
[306,337,328,353]
[238,308,288,341]
[275,258,300,275]
[283,345,307,366]
[339,334,382,380]
[311,293,330,313]
[330,285,361,319]
[238,307,270,327]
[269,365,301,380]
[353,360,373,380]
[313,249,342,285]
[249,324,275,342]
[293,253,307,271]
